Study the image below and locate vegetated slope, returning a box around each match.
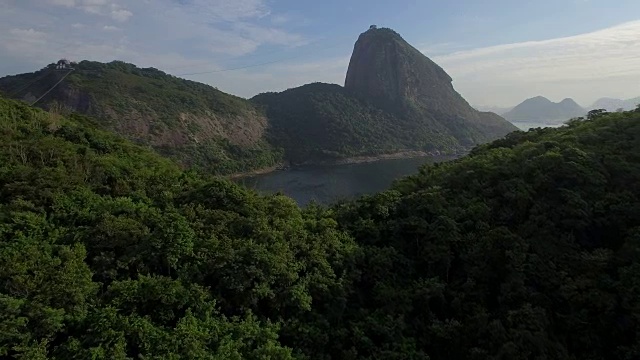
[1,94,639,359]
[329,109,640,359]
[0,95,353,358]
[0,61,282,174]
[253,83,461,164]
[253,27,517,162]
[504,96,586,124]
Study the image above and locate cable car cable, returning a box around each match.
[31,69,74,106]
[9,70,52,97]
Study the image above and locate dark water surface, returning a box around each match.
[236,155,456,206]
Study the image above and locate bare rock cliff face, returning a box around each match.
[344,28,517,139]
[345,29,453,109]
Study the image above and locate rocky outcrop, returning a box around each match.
[346,28,456,112]
[344,27,517,143]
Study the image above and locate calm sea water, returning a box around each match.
[237,124,563,205]
[236,156,456,206]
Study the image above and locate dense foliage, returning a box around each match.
[1,95,639,359]
[65,61,249,121]
[0,97,353,358]
[0,61,283,175]
[329,109,640,359]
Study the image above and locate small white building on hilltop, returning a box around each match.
[56,59,74,70]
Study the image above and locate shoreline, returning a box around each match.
[228,150,463,179]
[318,150,444,166]
[227,164,284,180]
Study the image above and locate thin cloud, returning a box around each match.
[144,0,306,56]
[196,56,350,98]
[269,56,349,75]
[111,9,133,22]
[175,0,270,22]
[0,24,215,75]
[48,0,131,20]
[9,28,47,42]
[431,20,640,105]
[49,0,76,6]
[103,25,120,32]
[233,23,308,48]
[271,14,289,25]
[2,0,305,60]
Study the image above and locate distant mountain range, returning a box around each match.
[477,96,640,125]
[503,96,585,124]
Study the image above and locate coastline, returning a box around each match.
[322,150,443,166]
[227,164,284,180]
[227,150,463,179]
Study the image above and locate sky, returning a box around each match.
[1,0,640,107]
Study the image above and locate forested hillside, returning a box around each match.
[253,83,464,163]
[1,96,639,359]
[0,96,353,358]
[330,108,640,358]
[0,61,283,175]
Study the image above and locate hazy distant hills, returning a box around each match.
[503,96,586,124]
[480,96,640,125]
[590,97,640,112]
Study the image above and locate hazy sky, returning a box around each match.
[1,0,640,107]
